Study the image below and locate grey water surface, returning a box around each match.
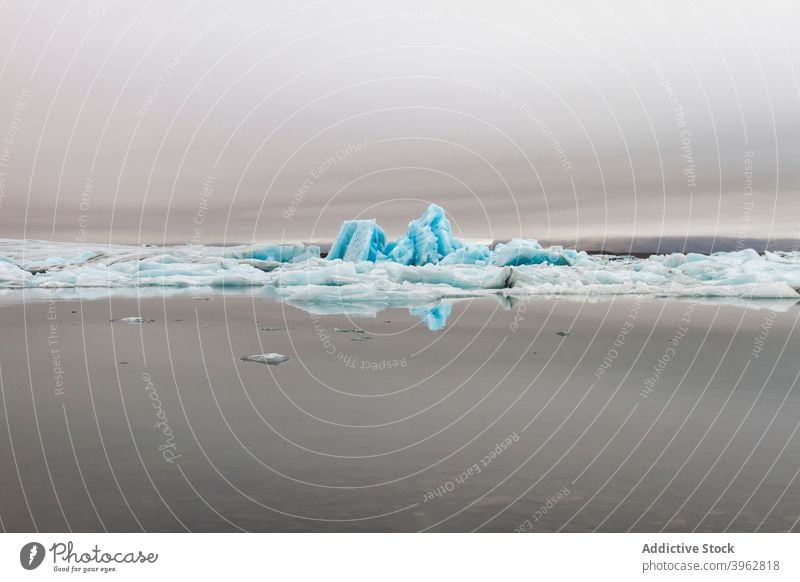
[1,293,799,532]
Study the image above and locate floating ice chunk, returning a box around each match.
[327,219,387,262]
[272,261,360,286]
[379,263,512,289]
[209,274,267,287]
[492,239,580,266]
[658,253,686,268]
[240,353,290,365]
[225,243,319,263]
[438,244,491,265]
[2,205,800,307]
[23,250,103,273]
[0,261,31,287]
[386,204,463,265]
[238,259,284,272]
[113,317,155,323]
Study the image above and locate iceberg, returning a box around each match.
[439,244,491,265]
[327,219,386,262]
[323,203,578,268]
[224,243,319,263]
[385,203,464,265]
[0,205,798,312]
[492,239,582,266]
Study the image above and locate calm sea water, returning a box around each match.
[1,293,799,531]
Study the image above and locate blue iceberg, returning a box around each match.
[1,204,799,310]
[326,204,467,266]
[326,203,574,268]
[439,244,492,265]
[327,219,387,262]
[385,204,464,265]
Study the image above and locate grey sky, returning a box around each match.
[0,0,798,245]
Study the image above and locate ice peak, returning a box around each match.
[326,203,576,267]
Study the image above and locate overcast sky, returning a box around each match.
[0,0,798,245]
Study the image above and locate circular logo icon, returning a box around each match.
[20,542,45,570]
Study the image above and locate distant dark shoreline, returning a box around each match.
[24,236,797,257]
[538,236,799,256]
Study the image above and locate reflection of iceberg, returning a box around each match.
[409,303,453,331]
[277,288,456,329]
[280,283,447,318]
[1,285,794,335]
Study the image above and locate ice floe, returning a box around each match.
[0,206,799,309]
[240,353,290,365]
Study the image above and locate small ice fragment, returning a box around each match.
[260,327,286,331]
[334,328,365,333]
[350,336,372,341]
[240,353,290,365]
[113,317,154,323]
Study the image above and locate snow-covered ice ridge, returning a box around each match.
[2,204,800,304]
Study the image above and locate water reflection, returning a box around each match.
[409,303,453,331]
